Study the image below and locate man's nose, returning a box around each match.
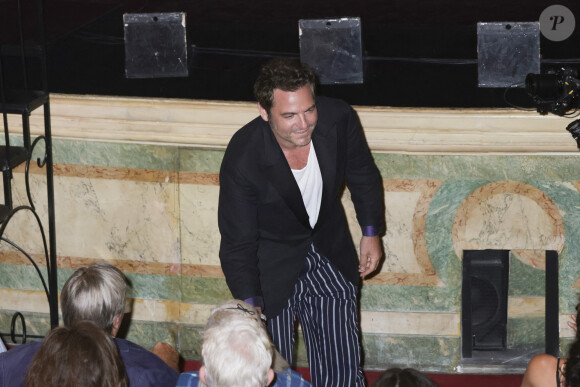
[297,114,308,128]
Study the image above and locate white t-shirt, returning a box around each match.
[0,336,6,353]
[291,142,323,228]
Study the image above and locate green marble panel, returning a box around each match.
[360,284,460,312]
[293,331,309,368]
[179,148,225,174]
[373,154,580,180]
[56,268,76,290]
[508,254,545,297]
[540,182,580,313]
[178,324,204,360]
[125,273,181,302]
[177,328,460,372]
[507,317,545,350]
[561,337,574,357]
[52,138,179,171]
[0,311,51,345]
[180,277,233,304]
[0,263,49,291]
[362,334,461,371]
[425,179,491,288]
[3,135,24,147]
[38,140,579,181]
[122,320,179,350]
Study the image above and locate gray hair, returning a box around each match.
[201,300,273,387]
[60,261,127,333]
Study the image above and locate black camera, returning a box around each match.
[567,119,580,149]
[526,68,580,115]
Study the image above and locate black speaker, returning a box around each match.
[123,12,188,78]
[462,250,509,357]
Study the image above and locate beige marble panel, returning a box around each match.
[180,302,461,336]
[179,303,216,325]
[560,314,576,338]
[507,297,545,317]
[0,172,53,255]
[0,289,50,314]
[130,298,181,322]
[345,180,443,286]
[453,181,565,267]
[382,192,424,273]
[2,173,180,264]
[0,289,182,324]
[1,168,180,264]
[58,175,178,263]
[360,311,460,336]
[180,184,221,266]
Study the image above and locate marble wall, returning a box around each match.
[0,95,579,373]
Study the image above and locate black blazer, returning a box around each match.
[218,97,385,318]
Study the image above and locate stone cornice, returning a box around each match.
[14,93,580,153]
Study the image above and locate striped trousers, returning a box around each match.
[267,245,365,387]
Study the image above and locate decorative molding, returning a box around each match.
[11,93,580,153]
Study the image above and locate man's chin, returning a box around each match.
[293,136,312,147]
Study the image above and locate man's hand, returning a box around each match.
[568,314,577,332]
[152,342,180,372]
[359,235,382,278]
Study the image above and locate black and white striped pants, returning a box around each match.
[267,244,366,387]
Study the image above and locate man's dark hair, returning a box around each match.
[564,295,580,386]
[253,57,317,114]
[371,367,439,387]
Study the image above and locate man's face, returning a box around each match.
[258,84,318,151]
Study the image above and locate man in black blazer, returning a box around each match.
[218,58,385,386]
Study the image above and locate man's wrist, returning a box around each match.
[243,296,264,309]
[361,225,383,237]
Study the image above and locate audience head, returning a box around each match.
[254,57,317,114]
[200,300,274,387]
[60,261,127,335]
[371,367,439,387]
[564,295,580,386]
[24,320,128,387]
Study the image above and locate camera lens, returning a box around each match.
[525,73,563,100]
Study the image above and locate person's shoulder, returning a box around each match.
[0,340,42,387]
[316,96,351,112]
[273,368,312,386]
[522,353,559,387]
[315,96,355,129]
[0,340,41,362]
[230,116,268,144]
[115,338,178,387]
[224,116,268,156]
[176,371,201,387]
[222,116,271,172]
[529,353,559,369]
[115,338,169,365]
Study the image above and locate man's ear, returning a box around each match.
[111,314,123,337]
[258,103,269,122]
[199,365,207,383]
[267,368,275,385]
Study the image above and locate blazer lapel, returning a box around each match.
[311,120,337,231]
[262,123,311,229]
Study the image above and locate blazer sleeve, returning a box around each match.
[343,105,386,233]
[218,144,263,301]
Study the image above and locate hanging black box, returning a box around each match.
[123,12,188,78]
